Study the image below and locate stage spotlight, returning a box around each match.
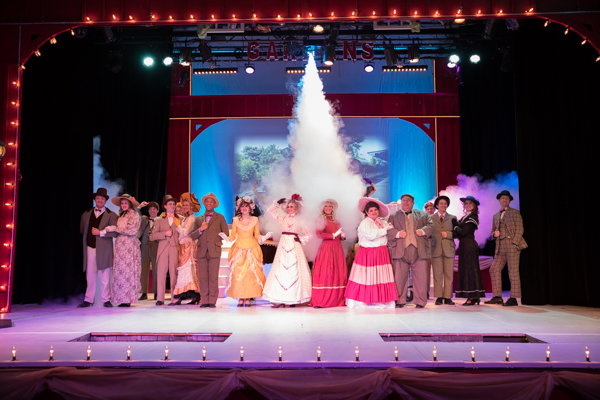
[177,70,190,89]
[470,54,481,63]
[364,63,374,72]
[323,44,336,66]
[199,42,213,61]
[180,48,192,66]
[449,54,460,63]
[197,24,211,39]
[447,62,456,68]
[384,45,397,66]
[408,45,420,63]
[313,24,324,33]
[143,57,154,67]
[102,27,116,43]
[505,19,519,31]
[245,64,255,74]
[483,20,496,40]
[73,27,88,39]
[163,56,173,66]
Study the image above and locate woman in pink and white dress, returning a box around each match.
[345,198,398,308]
[262,194,312,307]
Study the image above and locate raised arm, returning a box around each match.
[267,201,284,224]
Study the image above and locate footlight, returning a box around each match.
[471,346,475,362]
[12,346,16,361]
[86,346,91,361]
[202,346,206,361]
[585,347,590,362]
[240,346,244,361]
[355,346,360,362]
[432,346,437,361]
[127,346,131,361]
[278,346,282,362]
[394,346,399,361]
[505,347,510,362]
[164,346,169,361]
[546,346,551,362]
[49,346,54,361]
[317,346,321,362]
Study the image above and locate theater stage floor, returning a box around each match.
[1,294,599,370]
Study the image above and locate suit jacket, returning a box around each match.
[150,216,180,260]
[387,208,434,259]
[431,211,457,258]
[491,206,527,253]
[80,208,118,271]
[190,212,229,258]
[138,215,157,245]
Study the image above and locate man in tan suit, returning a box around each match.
[150,195,180,306]
[138,202,159,301]
[431,196,458,305]
[190,193,229,308]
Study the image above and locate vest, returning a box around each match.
[87,211,103,248]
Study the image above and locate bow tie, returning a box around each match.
[206,213,213,217]
[404,211,412,215]
[501,209,507,213]
[95,208,103,212]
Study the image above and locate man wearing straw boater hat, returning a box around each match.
[485,190,527,307]
[387,194,434,309]
[150,195,181,306]
[78,188,118,308]
[190,192,229,308]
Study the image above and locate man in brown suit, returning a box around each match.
[430,196,458,305]
[150,195,180,306]
[485,190,527,307]
[190,193,229,308]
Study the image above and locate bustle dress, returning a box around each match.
[225,216,266,299]
[454,212,485,299]
[173,214,200,299]
[262,202,312,305]
[111,209,142,304]
[311,216,347,307]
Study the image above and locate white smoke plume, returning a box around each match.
[430,171,520,247]
[258,54,365,260]
[93,136,123,212]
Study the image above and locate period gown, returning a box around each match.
[262,201,312,305]
[111,209,142,304]
[454,212,485,299]
[311,216,347,307]
[345,217,398,308]
[173,213,200,299]
[225,216,266,299]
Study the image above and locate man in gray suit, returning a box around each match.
[151,195,180,306]
[79,188,118,308]
[387,194,434,308]
[138,201,159,301]
[431,196,457,305]
[190,193,229,308]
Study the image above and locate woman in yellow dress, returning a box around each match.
[224,196,268,307]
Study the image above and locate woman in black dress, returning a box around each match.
[454,196,485,306]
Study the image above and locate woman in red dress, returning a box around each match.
[311,199,347,308]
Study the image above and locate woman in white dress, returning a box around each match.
[262,194,312,307]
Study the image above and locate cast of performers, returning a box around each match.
[345,198,398,308]
[223,196,268,307]
[104,194,142,307]
[79,188,118,308]
[190,193,229,308]
[311,199,348,308]
[138,202,159,301]
[454,196,485,305]
[262,194,312,307]
[170,193,202,305]
[150,195,180,306]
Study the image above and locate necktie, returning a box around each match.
[404,211,412,215]
[440,215,444,222]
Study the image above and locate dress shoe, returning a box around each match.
[199,304,210,308]
[155,301,164,306]
[208,304,216,308]
[168,298,182,306]
[153,294,157,300]
[435,298,443,305]
[395,304,405,308]
[462,298,480,306]
[118,303,130,307]
[138,293,148,301]
[503,298,519,307]
[78,301,92,308]
[444,298,455,305]
[484,296,504,305]
[415,304,425,309]
[103,301,113,308]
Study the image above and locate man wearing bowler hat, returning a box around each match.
[190,193,229,308]
[431,196,458,305]
[79,188,118,308]
[151,195,180,306]
[387,194,434,308]
[485,190,527,306]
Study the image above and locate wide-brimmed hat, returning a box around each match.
[358,197,389,218]
[460,196,480,206]
[321,198,339,210]
[201,192,219,208]
[162,194,177,208]
[111,194,140,208]
[398,194,415,202]
[496,190,514,201]
[434,196,451,208]
[180,192,201,213]
[93,188,109,200]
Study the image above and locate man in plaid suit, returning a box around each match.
[485,190,527,306]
